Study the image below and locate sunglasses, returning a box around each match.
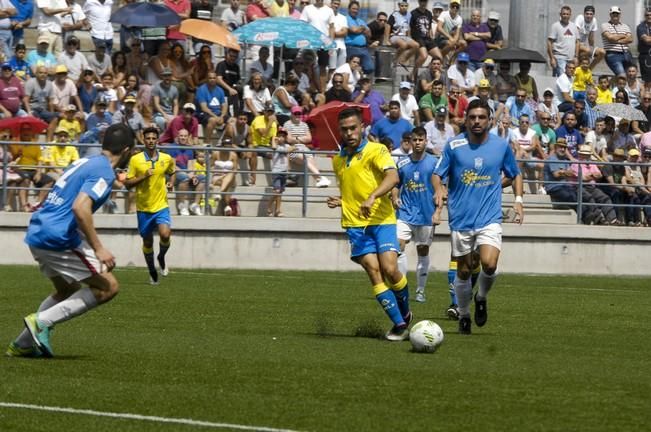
[333,80,343,84]
[541,117,551,120]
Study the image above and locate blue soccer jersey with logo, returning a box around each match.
[434,133,520,231]
[25,156,115,251]
[396,153,438,226]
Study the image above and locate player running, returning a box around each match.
[433,99,524,335]
[7,124,135,358]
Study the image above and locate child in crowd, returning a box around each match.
[267,128,293,217]
[187,150,208,216]
[56,105,84,141]
[572,54,594,101]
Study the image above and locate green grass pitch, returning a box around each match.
[1,265,649,432]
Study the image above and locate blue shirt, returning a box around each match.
[504,97,535,126]
[195,83,225,116]
[8,57,32,81]
[543,153,572,193]
[10,0,34,40]
[161,146,194,169]
[397,153,438,226]
[370,116,413,149]
[25,156,115,250]
[345,15,368,47]
[26,50,57,70]
[434,133,520,231]
[79,84,98,113]
[86,112,113,132]
[554,125,584,156]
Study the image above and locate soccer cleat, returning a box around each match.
[403,311,413,327]
[415,291,426,303]
[6,341,42,358]
[458,316,472,335]
[385,323,410,341]
[23,314,53,357]
[149,269,159,285]
[474,294,488,327]
[447,304,460,320]
[157,255,169,277]
[315,176,331,188]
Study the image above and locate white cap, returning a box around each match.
[183,102,196,111]
[609,6,621,14]
[488,11,500,20]
[399,81,412,89]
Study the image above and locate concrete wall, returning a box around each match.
[2,213,650,276]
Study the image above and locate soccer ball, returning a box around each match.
[409,320,444,353]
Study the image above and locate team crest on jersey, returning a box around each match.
[413,171,420,181]
[450,138,469,149]
[474,157,483,170]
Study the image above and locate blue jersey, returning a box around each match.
[434,133,520,231]
[396,153,438,226]
[25,156,115,251]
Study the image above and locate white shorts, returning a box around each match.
[397,219,434,246]
[29,239,102,283]
[450,223,502,257]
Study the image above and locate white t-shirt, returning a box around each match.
[330,12,348,50]
[242,85,272,113]
[300,4,333,36]
[584,130,607,154]
[391,93,419,123]
[83,0,114,40]
[437,11,462,35]
[554,73,573,106]
[424,120,454,154]
[574,14,598,46]
[548,21,579,59]
[57,51,89,81]
[326,62,359,90]
[511,127,537,154]
[36,0,62,33]
[447,64,476,91]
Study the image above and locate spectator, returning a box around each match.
[571,144,618,225]
[117,0,139,53]
[327,54,361,94]
[195,71,227,144]
[249,46,273,86]
[8,43,31,81]
[146,41,172,88]
[56,103,83,140]
[596,74,614,104]
[220,0,246,31]
[60,0,87,43]
[215,48,241,115]
[11,124,49,211]
[417,56,446,101]
[87,41,112,78]
[391,131,411,162]
[324,71,350,103]
[532,110,557,154]
[291,51,321,105]
[344,1,373,75]
[494,62,517,104]
[584,117,609,161]
[169,42,194,105]
[436,0,465,65]
[300,0,333,92]
[469,78,500,123]
[485,10,503,51]
[57,35,89,81]
[575,5,605,69]
[210,140,239,215]
[110,50,128,88]
[141,1,167,57]
[152,67,179,132]
[249,101,277,185]
[609,119,636,155]
[160,102,199,145]
[370,100,412,149]
[391,81,419,125]
[555,111,583,157]
[632,91,651,136]
[26,34,56,74]
[269,0,288,17]
[511,113,546,194]
[222,111,252,183]
[447,52,476,96]
[424,105,453,156]
[572,54,594,102]
[243,71,271,122]
[25,64,56,126]
[35,0,71,56]
[328,0,347,71]
[554,60,575,112]
[85,98,112,135]
[267,128,292,217]
[367,12,387,48]
[0,1,15,60]
[584,86,598,130]
[77,68,97,114]
[447,85,467,132]
[418,78,446,123]
[514,61,539,104]
[283,105,330,188]
[287,0,300,19]
[112,94,145,144]
[352,77,387,125]
[83,0,114,53]
[271,75,300,124]
[386,1,418,68]
[473,58,496,91]
[192,44,215,88]
[624,65,643,107]
[463,9,491,71]
[0,62,28,118]
[544,138,577,210]
[410,0,441,82]
[490,113,513,141]
[41,126,79,182]
[96,71,118,113]
[116,73,141,110]
[601,6,633,77]
[547,5,579,78]
[9,0,33,47]
[245,0,270,21]
[189,0,214,53]
[637,8,651,87]
[622,147,648,226]
[0,128,21,211]
[573,99,589,134]
[160,128,194,216]
[186,149,211,215]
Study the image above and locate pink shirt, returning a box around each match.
[160,115,198,144]
[570,162,601,184]
[165,0,191,40]
[0,76,25,114]
[639,131,651,151]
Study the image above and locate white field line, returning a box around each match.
[0,402,304,432]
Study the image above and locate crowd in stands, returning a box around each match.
[1,0,651,224]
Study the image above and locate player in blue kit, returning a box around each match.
[392,126,438,303]
[434,99,524,335]
[7,124,136,358]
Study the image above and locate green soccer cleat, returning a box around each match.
[23,313,53,358]
[5,341,42,358]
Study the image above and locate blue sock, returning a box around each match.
[392,287,410,319]
[448,283,457,305]
[448,260,457,305]
[375,288,405,326]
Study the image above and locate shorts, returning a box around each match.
[272,173,287,192]
[397,219,434,246]
[289,143,313,161]
[414,37,437,52]
[137,208,172,238]
[196,110,225,126]
[253,145,273,159]
[523,156,543,170]
[450,223,502,257]
[175,171,190,184]
[390,35,414,45]
[346,224,400,260]
[29,238,101,283]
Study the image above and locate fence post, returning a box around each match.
[301,149,308,218]
[1,143,8,208]
[576,162,583,224]
[204,148,212,214]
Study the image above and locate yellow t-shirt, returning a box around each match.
[57,119,83,140]
[270,0,289,16]
[10,143,41,169]
[251,114,277,148]
[596,87,614,105]
[41,144,79,168]
[127,150,175,213]
[332,141,397,228]
[572,66,593,92]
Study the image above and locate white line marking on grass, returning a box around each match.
[543,286,644,294]
[0,402,304,432]
[119,268,363,282]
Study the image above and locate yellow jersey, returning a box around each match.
[572,66,593,92]
[332,140,397,228]
[251,114,277,147]
[596,87,614,105]
[57,119,83,140]
[127,150,175,213]
[10,143,41,169]
[41,144,79,168]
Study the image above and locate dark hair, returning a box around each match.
[338,107,362,123]
[412,126,426,136]
[377,11,387,18]
[143,126,160,137]
[102,124,135,154]
[388,100,401,108]
[15,43,26,51]
[595,117,606,123]
[284,75,299,86]
[584,5,595,13]
[380,136,393,149]
[348,1,359,9]
[431,79,443,87]
[466,98,491,115]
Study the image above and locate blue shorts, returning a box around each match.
[137,208,172,238]
[346,224,399,260]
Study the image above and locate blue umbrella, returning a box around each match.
[233,17,336,49]
[110,3,181,27]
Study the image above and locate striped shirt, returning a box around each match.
[601,22,631,52]
[283,120,310,140]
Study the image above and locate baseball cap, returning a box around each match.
[643,147,651,156]
[543,88,554,97]
[37,35,49,44]
[264,101,275,112]
[450,0,460,5]
[478,79,491,88]
[613,148,625,156]
[578,145,592,155]
[65,104,77,112]
[628,148,641,157]
[432,2,445,10]
[183,102,196,111]
[609,6,621,14]
[124,95,137,104]
[435,106,447,116]
[55,64,68,74]
[457,52,470,63]
[54,126,69,135]
[291,105,303,114]
[1,62,12,71]
[483,58,495,66]
[95,98,107,106]
[399,81,412,89]
[161,67,173,76]
[488,11,500,20]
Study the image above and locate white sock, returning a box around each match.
[477,270,498,300]
[38,288,98,327]
[397,251,408,278]
[15,295,58,348]
[416,255,430,292]
[454,276,473,318]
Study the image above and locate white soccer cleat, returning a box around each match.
[315,176,331,188]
